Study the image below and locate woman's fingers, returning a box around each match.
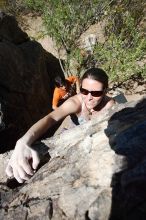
[5,143,41,183]
[17,165,30,181]
[5,163,13,177]
[18,157,34,176]
[31,150,40,170]
[13,165,24,183]
[6,159,32,183]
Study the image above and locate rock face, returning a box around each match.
[0,12,63,152]
[0,97,146,219]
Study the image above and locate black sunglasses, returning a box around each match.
[80,87,104,97]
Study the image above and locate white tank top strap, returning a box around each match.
[77,97,90,124]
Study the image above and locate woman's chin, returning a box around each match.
[86,103,96,110]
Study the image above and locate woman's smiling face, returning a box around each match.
[81,78,105,110]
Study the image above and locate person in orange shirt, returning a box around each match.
[52,75,80,109]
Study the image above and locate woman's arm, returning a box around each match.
[6,97,80,183]
[22,96,80,145]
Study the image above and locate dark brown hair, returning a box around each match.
[81,67,108,89]
[54,76,66,88]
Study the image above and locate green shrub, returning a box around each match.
[23,0,146,82]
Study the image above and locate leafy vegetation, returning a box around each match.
[92,5,146,82]
[6,0,146,82]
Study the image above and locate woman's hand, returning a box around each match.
[5,139,40,183]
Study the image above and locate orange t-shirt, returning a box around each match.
[52,76,78,108]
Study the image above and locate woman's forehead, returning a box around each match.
[81,78,103,89]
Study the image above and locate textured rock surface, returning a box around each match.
[0,97,146,219]
[0,12,63,152]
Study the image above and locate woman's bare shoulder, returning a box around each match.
[70,93,82,104]
[57,94,82,114]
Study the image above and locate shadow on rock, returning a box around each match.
[105,98,146,220]
[0,12,64,153]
